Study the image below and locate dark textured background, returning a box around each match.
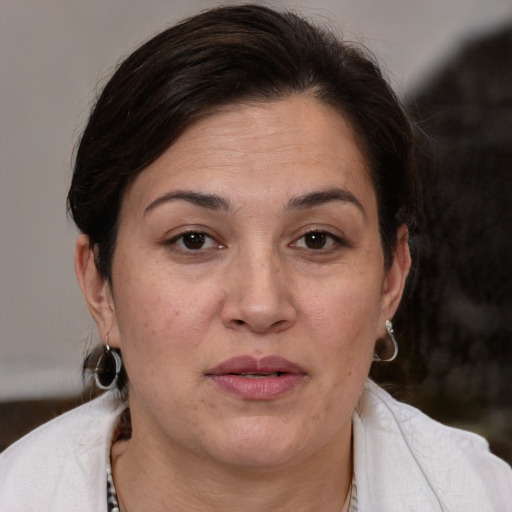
[372,25,512,464]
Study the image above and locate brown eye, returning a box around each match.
[181,232,207,250]
[304,232,327,249]
[291,230,343,251]
[169,231,220,251]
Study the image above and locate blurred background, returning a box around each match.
[1,0,511,461]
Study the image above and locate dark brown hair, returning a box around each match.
[69,4,420,396]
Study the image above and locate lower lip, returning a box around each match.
[208,374,305,400]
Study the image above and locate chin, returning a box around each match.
[206,416,310,470]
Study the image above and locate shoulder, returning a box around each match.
[352,380,512,512]
[0,392,125,512]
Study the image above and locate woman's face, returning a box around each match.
[79,95,409,470]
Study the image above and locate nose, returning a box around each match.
[221,248,297,335]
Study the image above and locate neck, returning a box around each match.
[112,423,352,512]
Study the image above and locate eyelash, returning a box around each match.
[166,230,222,252]
[291,230,345,251]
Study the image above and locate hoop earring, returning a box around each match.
[95,340,122,390]
[373,320,398,362]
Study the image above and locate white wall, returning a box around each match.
[1,0,510,400]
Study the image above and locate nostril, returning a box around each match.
[234,319,245,326]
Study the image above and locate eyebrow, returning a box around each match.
[144,187,364,217]
[286,188,365,216]
[144,190,230,215]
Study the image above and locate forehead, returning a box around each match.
[122,95,375,213]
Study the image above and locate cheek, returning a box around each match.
[297,272,382,392]
[112,264,222,358]
[301,275,383,342]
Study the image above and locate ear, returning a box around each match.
[74,234,117,345]
[379,225,411,324]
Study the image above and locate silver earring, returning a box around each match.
[373,320,398,362]
[94,340,122,390]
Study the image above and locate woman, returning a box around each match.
[1,5,510,511]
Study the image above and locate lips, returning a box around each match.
[206,355,306,400]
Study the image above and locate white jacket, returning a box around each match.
[1,381,511,511]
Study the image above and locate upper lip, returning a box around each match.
[206,355,306,376]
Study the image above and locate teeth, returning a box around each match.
[240,373,279,378]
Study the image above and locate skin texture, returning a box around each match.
[75,95,411,511]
